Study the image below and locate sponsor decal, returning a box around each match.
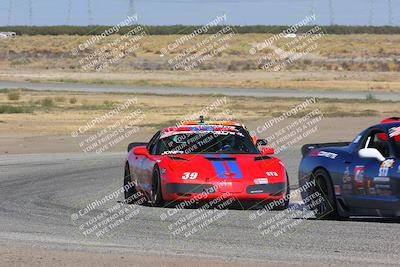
[342,184,353,191]
[373,177,390,183]
[373,176,392,195]
[162,151,184,155]
[354,166,366,195]
[376,184,391,189]
[366,180,376,195]
[368,187,377,195]
[354,166,365,183]
[378,159,395,177]
[250,190,264,194]
[334,185,341,196]
[357,188,366,194]
[265,171,278,177]
[310,150,338,160]
[389,127,400,138]
[343,166,351,183]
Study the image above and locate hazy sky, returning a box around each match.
[0,0,399,26]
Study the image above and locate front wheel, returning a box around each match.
[150,166,165,207]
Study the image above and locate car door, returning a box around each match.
[135,131,159,192]
[344,128,395,210]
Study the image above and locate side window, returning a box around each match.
[154,139,167,155]
[147,131,160,155]
[360,129,390,158]
[151,140,160,155]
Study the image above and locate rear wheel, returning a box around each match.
[309,169,338,220]
[124,163,137,204]
[150,166,164,207]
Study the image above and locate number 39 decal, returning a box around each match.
[182,172,198,180]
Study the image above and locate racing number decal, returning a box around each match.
[182,172,198,180]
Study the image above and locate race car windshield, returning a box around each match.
[157,132,259,155]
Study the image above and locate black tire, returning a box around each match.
[150,166,164,207]
[273,172,290,210]
[309,169,338,220]
[124,163,137,204]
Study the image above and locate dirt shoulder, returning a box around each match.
[0,245,307,267]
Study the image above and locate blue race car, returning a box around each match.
[299,117,400,219]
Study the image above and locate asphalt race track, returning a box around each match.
[2,81,400,101]
[1,152,399,266]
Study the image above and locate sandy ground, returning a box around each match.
[0,116,379,154]
[1,246,306,267]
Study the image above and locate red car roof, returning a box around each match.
[378,117,400,142]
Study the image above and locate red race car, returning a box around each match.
[124,118,289,209]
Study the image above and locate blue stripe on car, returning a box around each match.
[226,161,243,179]
[211,161,227,179]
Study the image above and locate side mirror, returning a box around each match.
[256,139,268,147]
[358,148,385,162]
[133,146,153,160]
[261,147,275,155]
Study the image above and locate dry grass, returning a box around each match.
[1,34,400,91]
[1,69,400,92]
[0,89,397,136]
[3,34,400,58]
[1,34,400,74]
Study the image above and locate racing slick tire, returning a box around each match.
[310,168,339,220]
[124,163,138,204]
[273,172,290,211]
[150,166,165,207]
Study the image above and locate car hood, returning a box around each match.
[160,154,285,183]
